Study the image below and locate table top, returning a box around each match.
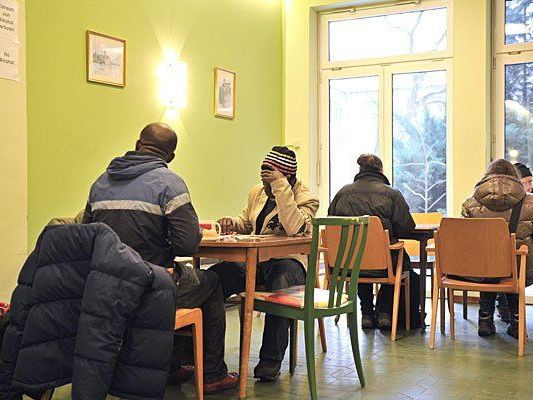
[198,235,312,248]
[414,223,440,231]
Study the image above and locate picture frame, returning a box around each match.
[86,30,126,87]
[214,67,236,119]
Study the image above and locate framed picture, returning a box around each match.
[86,30,126,87]
[214,67,236,119]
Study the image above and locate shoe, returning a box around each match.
[497,304,511,323]
[377,312,391,331]
[478,315,496,337]
[507,318,519,339]
[361,314,376,330]
[254,359,282,381]
[204,372,239,394]
[167,365,195,384]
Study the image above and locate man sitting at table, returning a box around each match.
[82,122,238,394]
[328,154,417,330]
[209,146,319,382]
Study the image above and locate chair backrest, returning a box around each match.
[323,216,392,274]
[308,216,369,310]
[404,212,443,257]
[435,218,517,280]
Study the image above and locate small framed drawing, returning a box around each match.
[86,30,126,87]
[214,67,236,119]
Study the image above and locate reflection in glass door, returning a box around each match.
[329,76,380,200]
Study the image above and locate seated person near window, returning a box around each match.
[515,162,533,193]
[209,146,319,382]
[462,159,533,339]
[328,154,416,331]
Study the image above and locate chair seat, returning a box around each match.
[440,276,517,293]
[241,285,349,309]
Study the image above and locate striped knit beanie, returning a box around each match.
[263,146,297,175]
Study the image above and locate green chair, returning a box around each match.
[241,216,369,399]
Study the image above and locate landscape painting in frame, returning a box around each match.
[214,67,236,119]
[86,30,126,87]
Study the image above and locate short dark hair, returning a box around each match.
[486,159,518,178]
[357,154,383,173]
[138,122,177,159]
[515,162,532,178]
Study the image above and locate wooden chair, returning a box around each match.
[428,218,528,356]
[323,216,410,341]
[175,308,204,400]
[240,216,369,399]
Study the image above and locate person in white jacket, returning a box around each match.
[210,146,319,382]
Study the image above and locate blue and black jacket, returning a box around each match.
[83,151,202,267]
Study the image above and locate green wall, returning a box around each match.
[27,0,282,246]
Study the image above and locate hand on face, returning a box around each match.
[217,217,235,234]
[261,164,286,184]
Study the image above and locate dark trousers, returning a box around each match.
[357,250,411,316]
[209,259,306,362]
[480,292,518,318]
[176,269,228,383]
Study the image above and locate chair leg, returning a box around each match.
[391,280,401,342]
[289,319,298,375]
[405,276,410,332]
[318,318,327,353]
[519,288,526,357]
[304,318,318,400]
[347,311,365,387]
[41,389,54,400]
[463,291,468,319]
[429,285,440,350]
[448,288,455,340]
[192,318,204,400]
[440,287,446,334]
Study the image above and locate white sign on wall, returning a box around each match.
[0,0,18,81]
[0,0,18,43]
[0,37,18,81]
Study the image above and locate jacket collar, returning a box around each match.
[353,171,391,186]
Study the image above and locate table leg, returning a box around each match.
[193,257,201,269]
[419,238,428,329]
[239,248,258,399]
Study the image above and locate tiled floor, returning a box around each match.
[51,303,533,400]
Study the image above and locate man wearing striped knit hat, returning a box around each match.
[210,146,319,381]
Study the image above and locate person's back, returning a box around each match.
[83,122,238,393]
[83,123,201,267]
[328,154,415,242]
[328,154,416,331]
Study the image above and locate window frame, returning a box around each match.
[317,0,454,215]
[493,1,533,161]
[319,0,454,71]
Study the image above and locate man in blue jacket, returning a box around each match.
[83,123,238,394]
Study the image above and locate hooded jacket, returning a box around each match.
[229,178,319,269]
[328,171,416,243]
[0,223,177,400]
[462,174,533,284]
[83,151,202,267]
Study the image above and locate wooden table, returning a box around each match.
[193,236,312,399]
[398,224,440,328]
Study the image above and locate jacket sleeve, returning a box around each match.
[270,178,320,236]
[82,202,93,224]
[165,196,203,256]
[230,191,254,234]
[461,199,473,218]
[391,191,416,236]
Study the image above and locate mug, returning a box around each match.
[200,220,222,237]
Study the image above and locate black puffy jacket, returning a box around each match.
[0,223,178,400]
[328,171,416,243]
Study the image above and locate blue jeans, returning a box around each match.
[209,258,306,362]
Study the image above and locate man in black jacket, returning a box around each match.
[83,123,238,394]
[328,154,415,330]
